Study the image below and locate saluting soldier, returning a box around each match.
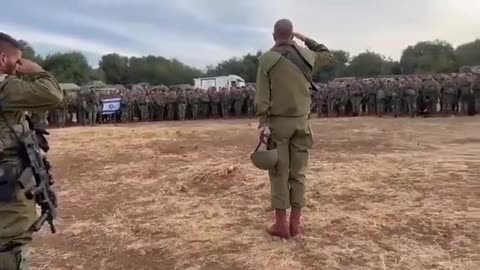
[254,20,333,239]
[0,32,63,270]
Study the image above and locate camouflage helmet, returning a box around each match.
[250,134,278,170]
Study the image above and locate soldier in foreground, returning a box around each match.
[253,19,333,239]
[0,33,63,269]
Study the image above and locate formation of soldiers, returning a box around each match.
[44,72,480,127]
[46,84,257,127]
[312,72,480,117]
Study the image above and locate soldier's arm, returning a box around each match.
[255,64,270,128]
[303,38,335,74]
[0,72,63,111]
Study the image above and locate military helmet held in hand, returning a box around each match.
[250,135,278,170]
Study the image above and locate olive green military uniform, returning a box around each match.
[138,93,148,122]
[86,90,98,126]
[422,78,441,114]
[441,77,458,114]
[402,79,418,117]
[200,91,210,118]
[166,92,176,120]
[219,89,230,118]
[350,81,363,116]
[120,94,129,123]
[367,81,377,115]
[473,75,480,113]
[177,90,187,121]
[376,84,386,117]
[0,72,63,270]
[155,91,166,121]
[55,91,67,127]
[147,92,156,121]
[389,80,402,117]
[189,90,200,120]
[255,38,333,210]
[246,87,255,117]
[232,88,244,117]
[210,90,220,118]
[456,76,473,114]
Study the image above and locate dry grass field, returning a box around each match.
[31,117,479,270]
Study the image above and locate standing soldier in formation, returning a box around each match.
[120,92,130,123]
[209,87,220,118]
[457,73,473,115]
[334,83,345,117]
[177,89,187,121]
[402,77,418,117]
[473,74,480,113]
[376,81,386,117]
[440,74,458,114]
[137,91,148,122]
[56,89,67,127]
[246,86,255,117]
[128,92,136,122]
[189,89,200,120]
[198,89,209,119]
[219,88,230,118]
[232,87,244,117]
[86,88,99,126]
[0,32,64,270]
[155,88,166,121]
[147,91,156,121]
[422,76,441,115]
[166,90,177,120]
[350,80,362,116]
[253,20,333,239]
[390,78,402,118]
[367,80,377,115]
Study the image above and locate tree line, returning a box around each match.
[22,39,480,86]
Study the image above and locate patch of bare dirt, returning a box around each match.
[30,118,479,270]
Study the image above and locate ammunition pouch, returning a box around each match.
[0,162,20,202]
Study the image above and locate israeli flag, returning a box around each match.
[102,98,121,115]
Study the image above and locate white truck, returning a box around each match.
[194,75,246,90]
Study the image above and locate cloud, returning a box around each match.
[1,0,479,68]
[0,23,141,57]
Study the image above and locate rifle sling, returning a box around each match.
[271,44,319,91]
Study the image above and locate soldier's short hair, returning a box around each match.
[0,32,23,51]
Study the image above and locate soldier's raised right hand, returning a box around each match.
[16,59,45,75]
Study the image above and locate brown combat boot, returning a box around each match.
[266,209,290,239]
[290,207,304,238]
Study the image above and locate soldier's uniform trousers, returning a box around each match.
[268,115,313,209]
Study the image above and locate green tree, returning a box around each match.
[381,59,402,75]
[126,56,202,85]
[206,51,262,83]
[99,53,130,84]
[42,52,91,84]
[455,39,480,67]
[400,40,457,74]
[346,51,385,77]
[90,68,106,82]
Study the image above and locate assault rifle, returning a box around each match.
[0,107,57,234]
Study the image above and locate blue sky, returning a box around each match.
[1,0,479,69]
